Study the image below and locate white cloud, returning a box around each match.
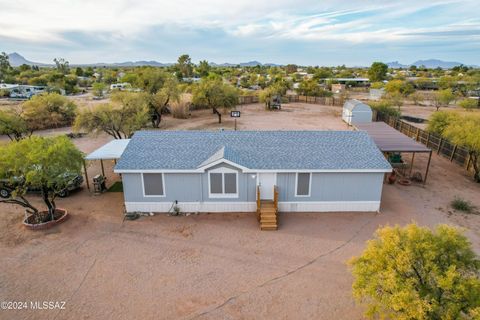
[0,0,478,46]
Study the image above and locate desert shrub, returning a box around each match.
[0,89,9,97]
[459,98,478,110]
[451,197,474,212]
[171,100,190,119]
[369,100,401,118]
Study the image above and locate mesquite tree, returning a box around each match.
[0,136,84,222]
[192,78,238,123]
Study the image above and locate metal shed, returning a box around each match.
[355,122,432,184]
[342,99,373,125]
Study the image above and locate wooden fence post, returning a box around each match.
[416,128,420,141]
[426,132,431,148]
[437,138,443,155]
[450,145,457,162]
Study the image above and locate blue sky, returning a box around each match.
[0,0,479,66]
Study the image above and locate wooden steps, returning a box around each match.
[259,200,278,230]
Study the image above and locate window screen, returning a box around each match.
[210,173,223,194]
[224,173,237,194]
[143,173,164,196]
[296,173,310,196]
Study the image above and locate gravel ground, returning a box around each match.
[1,102,480,320]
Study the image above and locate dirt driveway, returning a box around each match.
[1,103,480,320]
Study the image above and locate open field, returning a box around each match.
[1,102,480,319]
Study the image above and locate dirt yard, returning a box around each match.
[1,102,480,320]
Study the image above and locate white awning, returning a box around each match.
[85,139,130,160]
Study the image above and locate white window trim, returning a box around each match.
[141,173,166,197]
[295,172,312,197]
[208,167,239,199]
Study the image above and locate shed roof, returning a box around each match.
[85,139,131,160]
[343,99,372,112]
[115,130,391,172]
[355,122,431,153]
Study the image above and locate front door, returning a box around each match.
[258,173,276,200]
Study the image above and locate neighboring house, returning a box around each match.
[110,83,131,91]
[0,84,46,99]
[114,131,391,213]
[342,99,373,125]
[331,83,346,93]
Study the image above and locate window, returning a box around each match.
[143,173,165,196]
[209,169,238,198]
[296,173,311,197]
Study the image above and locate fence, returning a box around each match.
[377,112,475,176]
[238,94,344,107]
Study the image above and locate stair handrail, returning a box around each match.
[273,185,279,213]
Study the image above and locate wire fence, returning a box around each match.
[376,112,475,176]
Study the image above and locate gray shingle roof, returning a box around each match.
[115,130,391,171]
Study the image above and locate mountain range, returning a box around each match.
[386,59,477,69]
[6,53,280,68]
[6,52,475,69]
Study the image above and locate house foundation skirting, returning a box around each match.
[278,201,380,212]
[125,202,257,213]
[125,201,380,213]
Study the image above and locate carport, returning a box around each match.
[84,139,130,191]
[355,122,432,184]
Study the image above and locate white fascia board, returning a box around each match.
[115,168,392,174]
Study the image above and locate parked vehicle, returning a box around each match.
[0,173,83,198]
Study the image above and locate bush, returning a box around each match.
[459,98,478,110]
[171,100,190,119]
[369,100,401,118]
[451,197,474,212]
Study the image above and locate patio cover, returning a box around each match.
[354,122,430,153]
[355,122,432,184]
[86,139,131,160]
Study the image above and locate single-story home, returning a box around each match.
[114,130,392,213]
[342,99,373,125]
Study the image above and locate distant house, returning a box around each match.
[342,100,373,125]
[0,84,46,99]
[110,83,132,91]
[114,130,391,213]
[331,83,346,93]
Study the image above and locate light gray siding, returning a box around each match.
[122,163,257,203]
[276,172,384,202]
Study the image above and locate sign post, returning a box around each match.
[230,111,241,131]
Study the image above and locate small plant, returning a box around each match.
[451,197,474,212]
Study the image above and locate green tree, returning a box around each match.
[385,79,414,96]
[459,98,478,110]
[368,62,388,82]
[441,113,480,182]
[197,60,211,78]
[296,78,332,97]
[149,76,180,127]
[75,67,84,77]
[53,57,70,74]
[0,136,84,222]
[0,52,11,80]
[22,93,77,130]
[369,100,401,118]
[0,108,30,141]
[433,88,455,111]
[92,82,106,98]
[285,64,298,74]
[192,79,238,123]
[427,111,460,136]
[176,54,193,79]
[74,91,149,139]
[350,223,480,320]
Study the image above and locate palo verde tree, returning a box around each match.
[350,223,480,320]
[74,91,149,139]
[0,136,84,222]
[428,111,480,182]
[433,88,455,111]
[192,78,238,123]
